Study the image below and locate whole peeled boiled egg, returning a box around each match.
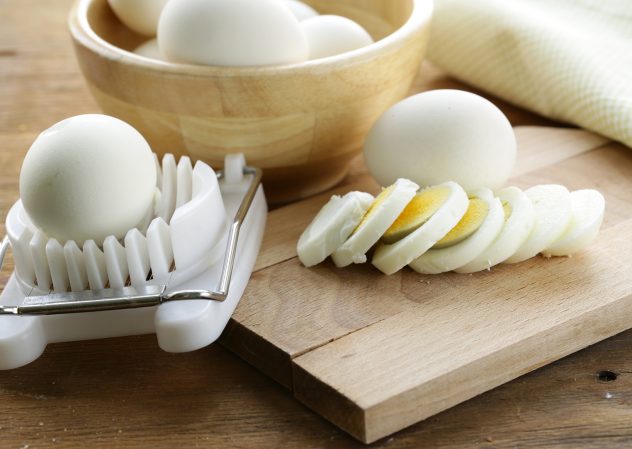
[282,0,319,21]
[300,15,374,60]
[158,0,308,66]
[364,90,517,191]
[19,114,157,245]
[108,0,170,36]
[134,39,164,60]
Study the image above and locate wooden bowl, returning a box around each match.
[69,0,432,204]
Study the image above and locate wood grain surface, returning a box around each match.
[224,128,632,443]
[3,1,632,448]
[70,0,430,204]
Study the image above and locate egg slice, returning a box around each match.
[297,191,374,267]
[371,182,468,275]
[331,179,418,267]
[409,188,505,274]
[504,184,572,264]
[542,189,605,257]
[455,186,535,273]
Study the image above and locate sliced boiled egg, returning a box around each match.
[409,188,505,274]
[297,191,374,267]
[542,189,605,257]
[331,178,418,267]
[455,186,535,273]
[371,182,468,275]
[504,184,572,264]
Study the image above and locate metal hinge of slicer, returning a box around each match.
[0,165,262,316]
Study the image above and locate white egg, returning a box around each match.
[297,191,374,267]
[301,15,374,60]
[331,178,418,267]
[364,90,517,192]
[108,0,170,37]
[504,184,572,264]
[19,114,157,246]
[409,188,505,274]
[371,181,469,275]
[282,0,318,21]
[133,39,164,60]
[158,0,308,66]
[455,186,535,273]
[542,189,605,257]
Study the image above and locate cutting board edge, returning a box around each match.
[292,286,632,444]
[221,318,294,389]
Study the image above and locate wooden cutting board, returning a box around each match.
[220,126,632,444]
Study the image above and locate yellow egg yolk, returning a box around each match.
[381,186,451,244]
[502,200,512,220]
[352,184,396,235]
[433,197,489,249]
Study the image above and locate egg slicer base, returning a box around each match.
[0,157,267,370]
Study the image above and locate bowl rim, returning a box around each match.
[69,0,433,77]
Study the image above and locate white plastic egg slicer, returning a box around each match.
[0,153,266,369]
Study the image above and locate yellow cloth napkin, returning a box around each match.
[428,0,632,147]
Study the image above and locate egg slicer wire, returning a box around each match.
[0,155,266,369]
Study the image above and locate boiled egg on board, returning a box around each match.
[331,178,418,267]
[504,184,572,264]
[364,90,516,192]
[409,187,505,274]
[297,191,374,267]
[371,182,468,275]
[455,186,535,273]
[542,189,605,257]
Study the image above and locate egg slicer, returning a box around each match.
[0,153,266,369]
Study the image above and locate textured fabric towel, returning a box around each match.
[428,0,632,148]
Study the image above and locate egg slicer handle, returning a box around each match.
[0,166,263,316]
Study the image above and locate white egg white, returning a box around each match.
[371,181,468,275]
[542,189,605,257]
[504,184,572,264]
[455,186,534,273]
[297,191,374,267]
[331,178,418,267]
[409,187,504,274]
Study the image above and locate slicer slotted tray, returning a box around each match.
[0,154,267,369]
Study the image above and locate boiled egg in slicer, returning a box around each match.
[409,187,505,274]
[331,178,418,267]
[0,154,266,369]
[371,181,469,275]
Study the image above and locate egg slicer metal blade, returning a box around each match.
[0,155,267,369]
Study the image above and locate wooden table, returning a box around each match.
[2,1,632,447]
